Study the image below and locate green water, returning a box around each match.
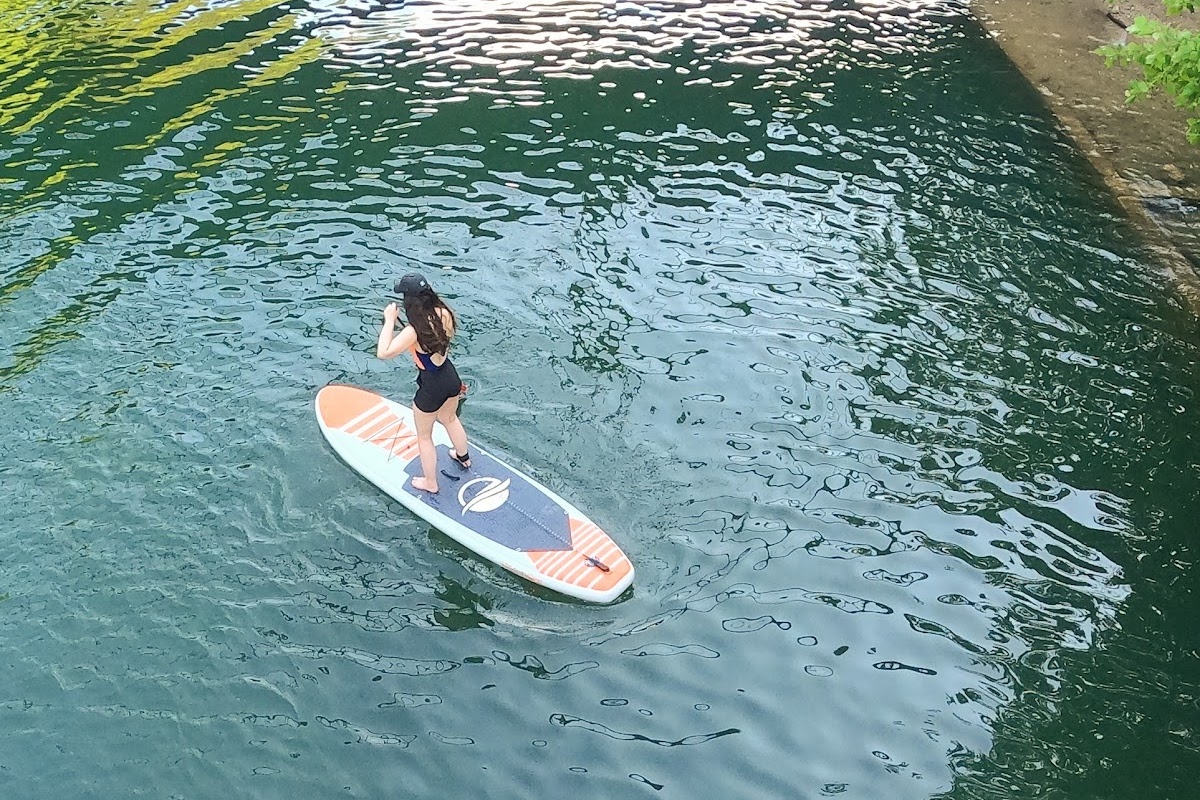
[2,1,1199,797]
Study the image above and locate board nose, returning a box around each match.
[317,384,381,429]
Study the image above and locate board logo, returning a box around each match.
[458,477,511,516]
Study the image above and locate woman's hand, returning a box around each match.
[383,302,400,325]
[376,306,418,360]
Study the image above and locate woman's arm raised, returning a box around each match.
[376,303,418,359]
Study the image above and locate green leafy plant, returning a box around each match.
[1099,0,1200,142]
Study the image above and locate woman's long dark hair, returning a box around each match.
[404,289,456,355]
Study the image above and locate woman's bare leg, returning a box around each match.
[411,405,440,493]
[436,396,469,464]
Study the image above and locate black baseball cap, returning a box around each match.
[394,273,431,297]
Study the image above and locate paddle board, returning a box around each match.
[315,384,634,603]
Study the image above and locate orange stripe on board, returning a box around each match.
[573,521,600,537]
[547,554,584,582]
[525,517,631,592]
[572,527,605,552]
[359,415,402,442]
[563,535,606,566]
[546,550,594,580]
[537,548,578,576]
[527,546,573,574]
[344,408,417,459]
[340,403,390,435]
[569,524,599,544]
[560,559,593,586]
[393,443,419,460]
[367,423,407,446]
[546,528,604,571]
[555,526,598,552]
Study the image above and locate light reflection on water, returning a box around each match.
[301,0,963,109]
[1,1,1196,798]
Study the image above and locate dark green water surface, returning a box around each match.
[2,1,1199,797]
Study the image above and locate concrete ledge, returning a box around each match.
[971,0,1200,311]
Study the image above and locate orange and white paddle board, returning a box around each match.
[315,384,634,603]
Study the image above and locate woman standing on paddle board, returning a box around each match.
[375,273,471,493]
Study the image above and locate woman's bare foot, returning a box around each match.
[411,475,439,494]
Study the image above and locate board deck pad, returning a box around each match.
[404,449,573,553]
[315,384,633,603]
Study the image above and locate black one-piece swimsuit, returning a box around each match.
[412,350,461,413]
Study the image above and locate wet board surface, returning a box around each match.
[315,384,634,603]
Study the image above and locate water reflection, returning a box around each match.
[303,0,965,110]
